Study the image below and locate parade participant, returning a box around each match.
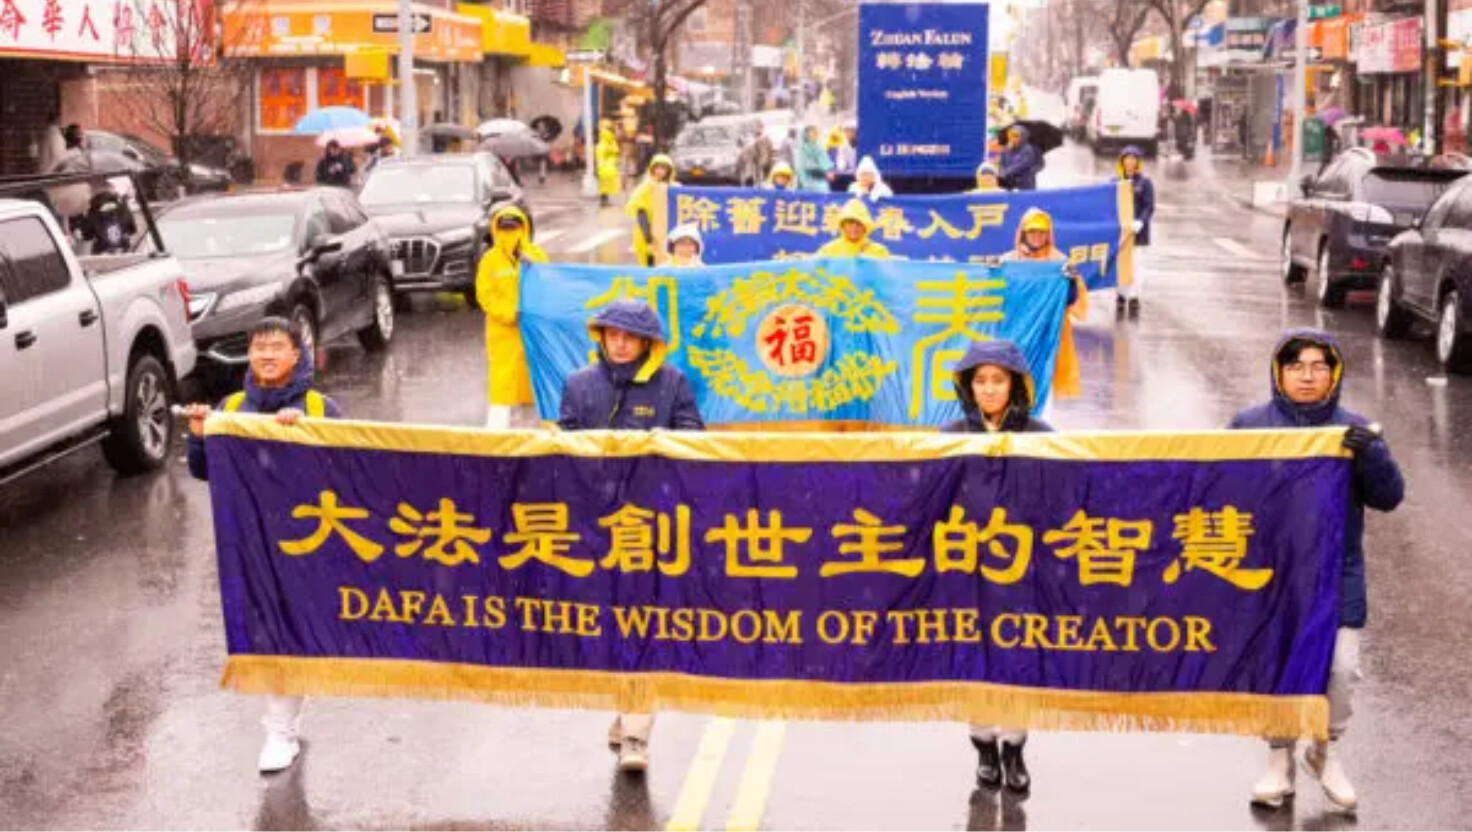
[835,125,859,174]
[765,162,797,191]
[815,199,891,259]
[1004,208,1086,399]
[596,125,622,207]
[998,124,1043,191]
[557,300,704,774]
[848,156,894,202]
[477,204,548,429]
[796,125,834,193]
[314,140,356,188]
[941,339,1049,793]
[1232,330,1403,813]
[1117,146,1154,316]
[626,153,678,266]
[184,316,342,774]
[666,223,704,267]
[365,135,396,172]
[970,162,1003,193]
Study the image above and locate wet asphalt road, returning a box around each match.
[4,147,1472,831]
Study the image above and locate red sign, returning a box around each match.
[1357,16,1421,74]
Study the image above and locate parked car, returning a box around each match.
[671,121,746,185]
[85,130,233,201]
[1064,76,1098,141]
[0,172,196,484]
[1283,148,1466,307]
[357,153,527,307]
[1089,68,1160,156]
[152,188,395,376]
[1380,174,1472,372]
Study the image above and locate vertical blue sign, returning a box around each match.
[857,2,989,179]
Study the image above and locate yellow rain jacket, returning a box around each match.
[476,205,548,406]
[970,162,1003,193]
[596,127,622,197]
[815,199,892,258]
[626,153,678,266]
[1003,208,1087,398]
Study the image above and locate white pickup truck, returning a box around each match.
[0,179,196,484]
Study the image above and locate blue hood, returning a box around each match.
[1269,327,1345,425]
[588,300,669,384]
[243,344,315,412]
[950,340,1036,420]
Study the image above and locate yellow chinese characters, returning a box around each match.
[909,270,1006,418]
[1044,511,1153,587]
[773,200,820,236]
[933,506,1033,584]
[501,503,590,577]
[598,503,692,576]
[278,490,385,562]
[705,509,811,579]
[389,498,491,566]
[676,195,723,232]
[1165,506,1272,590]
[823,509,922,577]
[725,197,768,235]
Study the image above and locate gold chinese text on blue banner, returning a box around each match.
[210,422,1348,739]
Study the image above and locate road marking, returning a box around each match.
[535,228,567,246]
[725,721,786,832]
[666,718,736,832]
[1212,236,1259,259]
[566,228,625,253]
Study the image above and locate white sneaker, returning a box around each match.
[1250,745,1296,808]
[1304,741,1358,812]
[607,716,623,752]
[618,737,649,773]
[258,732,301,774]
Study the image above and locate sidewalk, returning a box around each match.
[1197,151,1293,219]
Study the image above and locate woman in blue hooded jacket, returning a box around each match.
[942,339,1048,793]
[1229,328,1403,813]
[1117,145,1155,315]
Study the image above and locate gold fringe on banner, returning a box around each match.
[223,656,1328,740]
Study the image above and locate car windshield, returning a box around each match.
[120,134,170,163]
[677,126,735,148]
[360,165,477,205]
[158,213,297,259]
[1363,174,1460,207]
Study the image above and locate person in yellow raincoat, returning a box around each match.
[970,162,1003,193]
[476,204,548,429]
[815,199,891,258]
[626,153,677,266]
[1001,208,1087,400]
[596,126,622,206]
[764,161,797,190]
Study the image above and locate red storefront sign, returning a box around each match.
[1357,16,1422,74]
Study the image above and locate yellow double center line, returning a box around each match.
[666,719,788,832]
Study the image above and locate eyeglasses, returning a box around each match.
[1283,361,1333,377]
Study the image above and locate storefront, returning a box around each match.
[1354,16,1422,131]
[1445,0,1472,151]
[222,0,484,180]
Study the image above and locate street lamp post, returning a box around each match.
[397,0,418,156]
[1287,0,1307,198]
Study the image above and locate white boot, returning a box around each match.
[1304,741,1358,812]
[618,736,649,773]
[1250,745,1296,808]
[258,697,302,774]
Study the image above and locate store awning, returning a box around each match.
[222,1,484,63]
[526,43,565,68]
[454,3,531,57]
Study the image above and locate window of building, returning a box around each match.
[260,68,309,133]
[317,67,363,110]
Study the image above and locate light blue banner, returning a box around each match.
[521,258,1069,427]
[668,183,1133,290]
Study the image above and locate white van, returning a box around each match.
[1089,68,1161,156]
[1064,76,1099,141]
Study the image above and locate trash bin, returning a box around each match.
[1304,117,1327,162]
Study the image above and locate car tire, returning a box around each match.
[357,273,395,351]
[1282,229,1307,285]
[290,301,320,371]
[101,353,174,475]
[1376,266,1413,340]
[1316,243,1346,308]
[1437,289,1472,374]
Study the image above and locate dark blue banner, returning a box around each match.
[857,2,990,177]
[669,184,1134,290]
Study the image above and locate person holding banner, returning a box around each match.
[796,125,834,193]
[764,162,797,191]
[1232,330,1404,813]
[183,316,343,774]
[969,162,1003,193]
[596,125,622,207]
[1003,208,1087,399]
[1117,146,1155,316]
[998,125,1044,192]
[477,204,548,429]
[557,300,704,773]
[848,156,895,202]
[940,339,1049,792]
[815,199,892,259]
[626,153,677,267]
[666,223,705,268]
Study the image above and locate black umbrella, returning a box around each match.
[478,133,549,159]
[1010,119,1064,154]
[529,115,562,143]
[421,123,477,141]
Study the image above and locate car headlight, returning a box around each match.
[215,283,281,313]
[436,227,474,245]
[188,292,217,320]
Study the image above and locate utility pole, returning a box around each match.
[1427,0,1445,154]
[795,3,806,117]
[735,0,754,111]
[397,0,418,156]
[1288,0,1307,194]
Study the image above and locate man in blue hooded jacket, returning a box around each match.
[184,316,343,775]
[557,300,703,773]
[1230,329,1403,813]
[998,124,1043,191]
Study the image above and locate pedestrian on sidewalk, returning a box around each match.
[815,199,891,258]
[1003,208,1086,401]
[314,140,356,188]
[477,204,548,429]
[1232,330,1403,815]
[556,299,705,775]
[596,125,622,207]
[183,316,343,775]
[941,339,1050,794]
[626,153,677,267]
[1116,145,1154,317]
[796,125,834,193]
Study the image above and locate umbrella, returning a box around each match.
[293,106,371,135]
[422,123,477,142]
[1011,119,1064,154]
[479,133,548,159]
[529,115,563,143]
[1319,106,1349,127]
[1362,126,1408,147]
[1171,99,1198,116]
[316,126,380,149]
[476,118,533,138]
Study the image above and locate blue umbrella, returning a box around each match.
[293,106,371,135]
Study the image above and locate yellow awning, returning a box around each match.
[222,1,484,63]
[526,42,565,68]
[455,3,531,57]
